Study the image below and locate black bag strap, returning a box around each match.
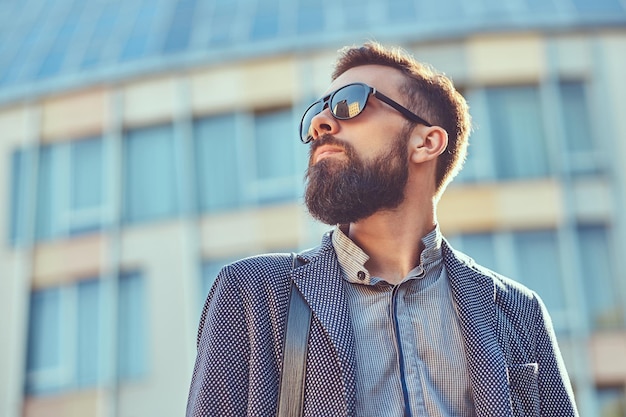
[277,254,312,417]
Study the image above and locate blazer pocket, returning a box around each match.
[507,363,540,417]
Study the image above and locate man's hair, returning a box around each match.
[332,42,471,196]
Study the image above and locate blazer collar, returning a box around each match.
[443,240,513,417]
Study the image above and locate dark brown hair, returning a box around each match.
[332,42,471,195]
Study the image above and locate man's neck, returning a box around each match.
[347,202,437,285]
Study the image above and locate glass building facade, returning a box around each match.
[1,1,625,416]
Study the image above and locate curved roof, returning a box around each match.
[1,0,625,105]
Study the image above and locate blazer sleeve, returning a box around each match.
[533,293,579,416]
[186,265,250,416]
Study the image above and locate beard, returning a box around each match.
[304,131,410,225]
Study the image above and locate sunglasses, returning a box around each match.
[299,82,432,143]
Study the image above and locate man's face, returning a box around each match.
[304,65,414,225]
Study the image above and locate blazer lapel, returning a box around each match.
[291,239,357,409]
[444,242,514,417]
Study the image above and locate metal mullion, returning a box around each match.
[98,88,124,417]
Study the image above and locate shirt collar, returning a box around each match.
[331,224,443,285]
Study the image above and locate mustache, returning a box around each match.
[309,134,349,154]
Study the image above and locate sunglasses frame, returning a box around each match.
[299,82,433,143]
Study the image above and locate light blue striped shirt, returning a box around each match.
[332,225,476,417]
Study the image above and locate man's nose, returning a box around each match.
[309,107,340,141]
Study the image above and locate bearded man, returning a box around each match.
[186,42,579,417]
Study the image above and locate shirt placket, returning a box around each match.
[393,282,428,417]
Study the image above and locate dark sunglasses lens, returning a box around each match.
[300,101,324,142]
[330,84,368,119]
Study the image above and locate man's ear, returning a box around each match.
[409,126,448,164]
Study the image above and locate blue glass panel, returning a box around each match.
[162,0,197,53]
[578,225,622,329]
[81,3,119,69]
[77,279,100,386]
[194,114,240,212]
[559,82,591,152]
[342,0,370,30]
[254,109,295,181]
[295,4,325,35]
[559,81,599,175]
[119,2,157,61]
[36,2,85,79]
[123,124,179,223]
[26,288,62,394]
[459,233,498,272]
[250,9,280,40]
[207,1,238,46]
[70,138,104,208]
[571,0,624,13]
[117,272,147,379]
[70,137,106,235]
[485,86,550,179]
[514,230,565,314]
[9,149,33,245]
[0,12,45,85]
[36,50,66,79]
[415,0,466,20]
[525,0,559,14]
[26,289,62,372]
[35,145,63,240]
[388,0,418,23]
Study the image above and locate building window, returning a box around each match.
[194,114,241,212]
[9,136,107,245]
[250,108,305,204]
[117,271,147,378]
[485,85,551,180]
[459,81,597,183]
[578,225,623,329]
[296,0,325,35]
[570,0,625,13]
[25,272,147,395]
[559,81,602,175]
[123,124,179,223]
[194,108,304,212]
[514,230,566,315]
[250,0,280,40]
[9,148,33,245]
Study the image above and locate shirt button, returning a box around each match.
[357,271,366,281]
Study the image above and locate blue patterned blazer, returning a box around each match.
[186,231,579,417]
